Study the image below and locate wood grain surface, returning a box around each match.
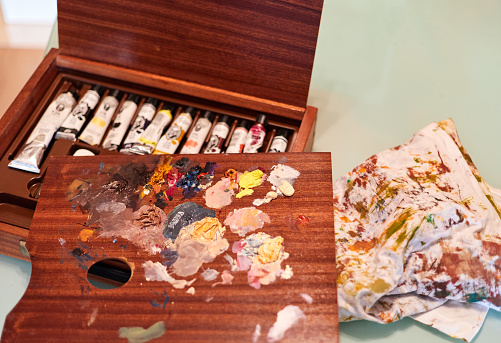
[2,152,337,342]
[57,0,323,110]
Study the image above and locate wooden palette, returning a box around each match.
[2,153,338,342]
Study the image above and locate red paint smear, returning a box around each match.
[296,215,309,225]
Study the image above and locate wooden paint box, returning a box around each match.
[0,0,324,261]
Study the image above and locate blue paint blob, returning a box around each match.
[163,202,215,240]
[176,162,218,199]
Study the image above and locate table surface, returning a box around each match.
[3,1,501,342]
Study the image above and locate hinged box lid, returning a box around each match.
[57,0,323,114]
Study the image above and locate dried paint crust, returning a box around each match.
[335,119,501,341]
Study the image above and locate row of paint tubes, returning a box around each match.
[9,84,290,174]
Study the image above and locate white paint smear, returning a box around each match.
[300,293,313,304]
[252,323,262,343]
[267,305,305,343]
[201,268,220,281]
[142,261,195,289]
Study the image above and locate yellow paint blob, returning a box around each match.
[149,157,173,184]
[191,217,224,243]
[79,229,94,242]
[140,157,173,197]
[257,236,283,264]
[236,169,263,198]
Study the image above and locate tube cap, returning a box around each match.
[238,119,250,130]
[217,114,231,125]
[201,110,214,122]
[144,97,159,108]
[91,84,105,96]
[67,86,79,101]
[182,106,197,118]
[108,89,122,99]
[256,114,268,126]
[275,128,289,139]
[126,93,140,104]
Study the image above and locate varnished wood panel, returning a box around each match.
[2,153,337,342]
[57,0,323,111]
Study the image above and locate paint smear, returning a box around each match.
[96,204,168,255]
[224,207,271,236]
[150,290,170,309]
[253,191,278,207]
[212,270,234,287]
[281,265,293,279]
[171,217,228,277]
[224,254,239,272]
[267,305,305,343]
[268,164,300,196]
[204,177,237,209]
[236,169,264,198]
[252,323,261,343]
[186,287,195,295]
[163,202,215,241]
[118,321,166,343]
[143,261,195,289]
[232,232,289,289]
[78,229,94,242]
[87,308,98,327]
[300,293,313,304]
[201,268,220,281]
[177,162,218,199]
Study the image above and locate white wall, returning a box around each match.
[1,0,57,24]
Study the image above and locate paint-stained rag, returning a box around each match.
[334,119,501,342]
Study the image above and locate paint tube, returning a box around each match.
[225,119,250,153]
[56,85,104,140]
[8,88,79,173]
[78,89,122,146]
[268,128,289,153]
[129,104,176,155]
[101,93,140,150]
[153,106,196,154]
[180,110,214,154]
[120,97,159,153]
[243,114,268,153]
[204,114,230,154]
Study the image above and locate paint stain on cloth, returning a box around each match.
[334,119,501,342]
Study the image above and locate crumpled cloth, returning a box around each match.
[334,119,501,341]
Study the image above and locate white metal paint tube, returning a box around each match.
[180,110,214,154]
[8,88,79,173]
[55,85,104,140]
[78,89,122,146]
[153,106,196,154]
[129,104,176,155]
[120,97,159,153]
[101,93,140,151]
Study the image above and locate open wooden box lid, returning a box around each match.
[57,0,324,117]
